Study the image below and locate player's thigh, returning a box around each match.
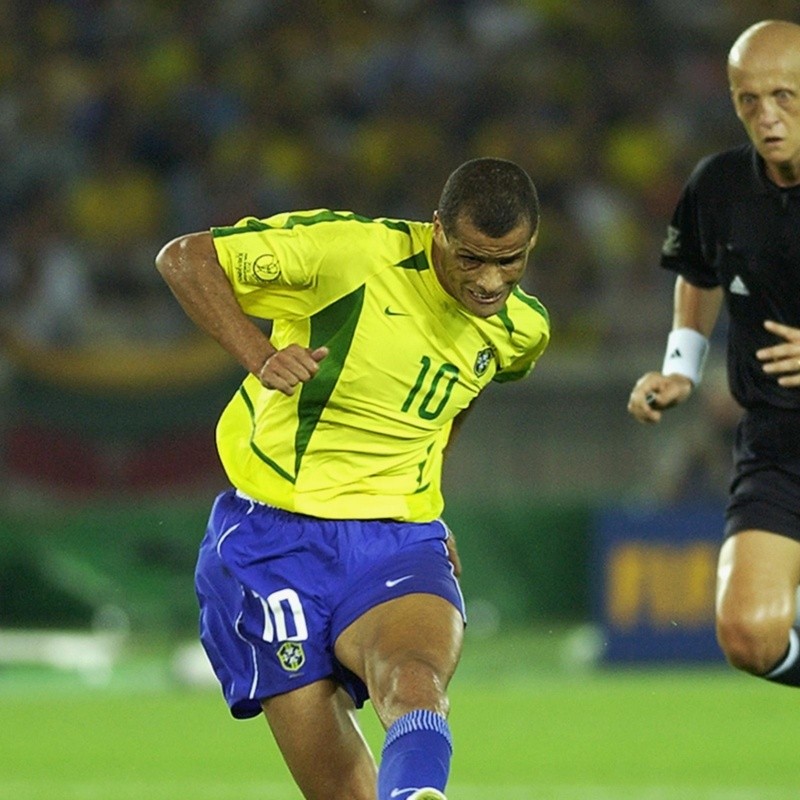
[716,529,800,621]
[262,678,377,800]
[334,593,464,715]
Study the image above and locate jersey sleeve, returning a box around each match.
[493,290,551,383]
[493,332,549,382]
[210,211,375,320]
[659,157,720,289]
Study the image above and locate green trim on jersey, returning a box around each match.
[512,285,550,324]
[239,385,296,483]
[492,367,530,383]
[497,307,515,336]
[295,285,365,474]
[212,210,410,238]
[396,251,430,271]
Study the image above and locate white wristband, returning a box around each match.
[662,327,709,386]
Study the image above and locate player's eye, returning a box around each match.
[458,254,482,269]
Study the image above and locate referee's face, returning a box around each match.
[432,213,536,318]
[730,48,800,185]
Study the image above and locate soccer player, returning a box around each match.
[628,20,800,687]
[156,157,549,800]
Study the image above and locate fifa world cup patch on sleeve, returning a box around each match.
[474,347,494,376]
[276,641,305,672]
[253,253,281,283]
[236,252,281,283]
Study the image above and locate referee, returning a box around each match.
[629,20,800,688]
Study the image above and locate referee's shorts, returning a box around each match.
[725,407,800,542]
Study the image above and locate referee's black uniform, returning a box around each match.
[661,143,800,539]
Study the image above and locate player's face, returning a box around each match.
[730,52,800,185]
[432,213,536,318]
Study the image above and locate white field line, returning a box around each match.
[0,782,788,800]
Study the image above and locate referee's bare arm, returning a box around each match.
[627,278,722,423]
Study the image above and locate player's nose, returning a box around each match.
[475,265,505,294]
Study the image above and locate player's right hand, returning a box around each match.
[257,344,329,396]
[627,371,693,424]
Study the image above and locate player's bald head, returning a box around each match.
[728,20,800,82]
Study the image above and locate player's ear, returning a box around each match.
[432,211,447,245]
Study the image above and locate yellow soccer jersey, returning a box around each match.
[211,209,550,522]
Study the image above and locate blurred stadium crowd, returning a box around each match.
[1,0,792,354]
[3,0,794,633]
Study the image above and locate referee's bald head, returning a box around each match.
[728,19,800,81]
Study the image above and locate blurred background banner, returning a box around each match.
[0,0,785,649]
[592,504,726,664]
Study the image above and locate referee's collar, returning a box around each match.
[750,146,800,198]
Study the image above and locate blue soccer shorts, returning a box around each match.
[195,489,466,718]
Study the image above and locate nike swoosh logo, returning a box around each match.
[389,789,418,798]
[385,575,414,588]
[384,306,410,317]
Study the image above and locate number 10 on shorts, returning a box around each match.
[254,588,309,642]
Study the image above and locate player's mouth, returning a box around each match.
[467,288,505,306]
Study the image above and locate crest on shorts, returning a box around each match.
[277,641,305,672]
[474,347,494,376]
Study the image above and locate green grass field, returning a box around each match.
[0,628,797,799]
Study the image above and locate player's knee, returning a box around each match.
[372,654,450,721]
[716,609,792,675]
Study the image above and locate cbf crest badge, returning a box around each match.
[474,347,494,376]
[277,641,305,672]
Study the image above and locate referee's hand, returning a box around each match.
[758,319,800,388]
[627,372,693,423]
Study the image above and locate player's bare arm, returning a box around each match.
[757,320,800,387]
[155,231,327,396]
[628,278,722,423]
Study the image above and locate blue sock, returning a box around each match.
[377,709,452,799]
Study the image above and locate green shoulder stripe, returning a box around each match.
[497,307,515,336]
[512,286,550,324]
[212,210,410,238]
[496,288,549,335]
